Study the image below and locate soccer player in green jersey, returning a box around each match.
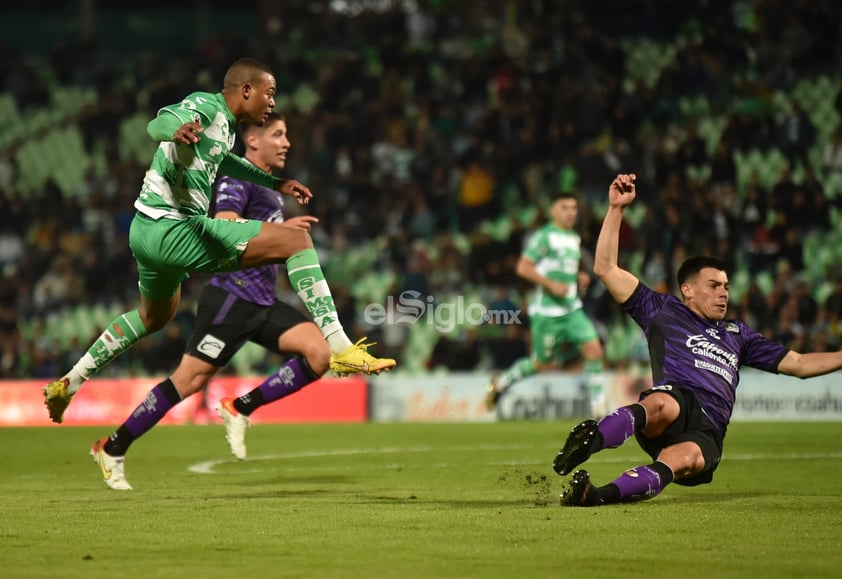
[43,58,395,424]
[485,192,607,416]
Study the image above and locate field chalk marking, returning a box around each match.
[188,446,842,475]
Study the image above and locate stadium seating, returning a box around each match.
[620,38,677,91]
[5,5,842,378]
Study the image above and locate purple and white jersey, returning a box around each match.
[623,283,789,435]
[207,175,285,306]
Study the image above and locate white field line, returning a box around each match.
[187,445,842,475]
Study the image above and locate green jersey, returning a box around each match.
[136,91,276,220]
[522,223,582,317]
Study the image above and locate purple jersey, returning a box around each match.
[207,175,285,306]
[622,283,789,435]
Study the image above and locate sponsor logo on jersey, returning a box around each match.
[686,334,738,369]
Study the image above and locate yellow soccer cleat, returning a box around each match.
[43,378,74,424]
[330,337,396,376]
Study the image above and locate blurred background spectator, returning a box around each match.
[2,0,842,377]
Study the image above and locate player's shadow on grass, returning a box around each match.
[358,495,536,508]
[212,488,342,500]
[225,474,356,486]
[657,490,775,505]
[203,481,369,501]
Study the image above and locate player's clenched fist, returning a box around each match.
[609,173,636,207]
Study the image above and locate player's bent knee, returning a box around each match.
[640,392,679,426]
[245,225,314,265]
[265,222,313,252]
[285,229,313,253]
[661,443,705,479]
[674,454,706,479]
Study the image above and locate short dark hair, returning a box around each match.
[550,191,578,203]
[223,58,274,89]
[677,256,727,286]
[239,112,286,138]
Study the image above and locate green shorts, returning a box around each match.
[530,309,599,364]
[129,213,263,299]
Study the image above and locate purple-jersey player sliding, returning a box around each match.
[553,173,842,506]
[91,113,338,490]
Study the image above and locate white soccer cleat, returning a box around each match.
[90,438,133,491]
[217,397,249,460]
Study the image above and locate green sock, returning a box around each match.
[496,358,537,392]
[584,359,605,399]
[67,310,148,394]
[286,248,345,343]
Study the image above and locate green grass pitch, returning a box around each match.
[1,421,841,578]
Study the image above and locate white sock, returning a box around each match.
[65,355,96,395]
[326,332,354,354]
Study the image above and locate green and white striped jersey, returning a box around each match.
[136,92,237,220]
[522,224,582,318]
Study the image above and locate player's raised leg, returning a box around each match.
[243,225,396,375]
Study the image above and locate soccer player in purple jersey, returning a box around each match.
[553,173,842,506]
[89,114,336,489]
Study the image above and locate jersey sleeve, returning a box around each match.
[159,92,221,126]
[621,282,671,332]
[212,177,249,217]
[737,322,789,372]
[521,229,546,262]
[147,92,221,140]
[217,154,277,189]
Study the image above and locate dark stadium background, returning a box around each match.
[1,0,841,379]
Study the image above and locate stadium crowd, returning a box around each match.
[1,0,842,379]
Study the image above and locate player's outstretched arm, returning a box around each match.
[594,173,640,304]
[216,155,311,205]
[777,349,842,379]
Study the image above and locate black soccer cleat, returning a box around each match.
[552,419,600,476]
[559,469,600,507]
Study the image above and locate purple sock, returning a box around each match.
[236,357,318,415]
[597,405,641,448]
[104,379,182,456]
[123,383,181,438]
[608,462,674,502]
